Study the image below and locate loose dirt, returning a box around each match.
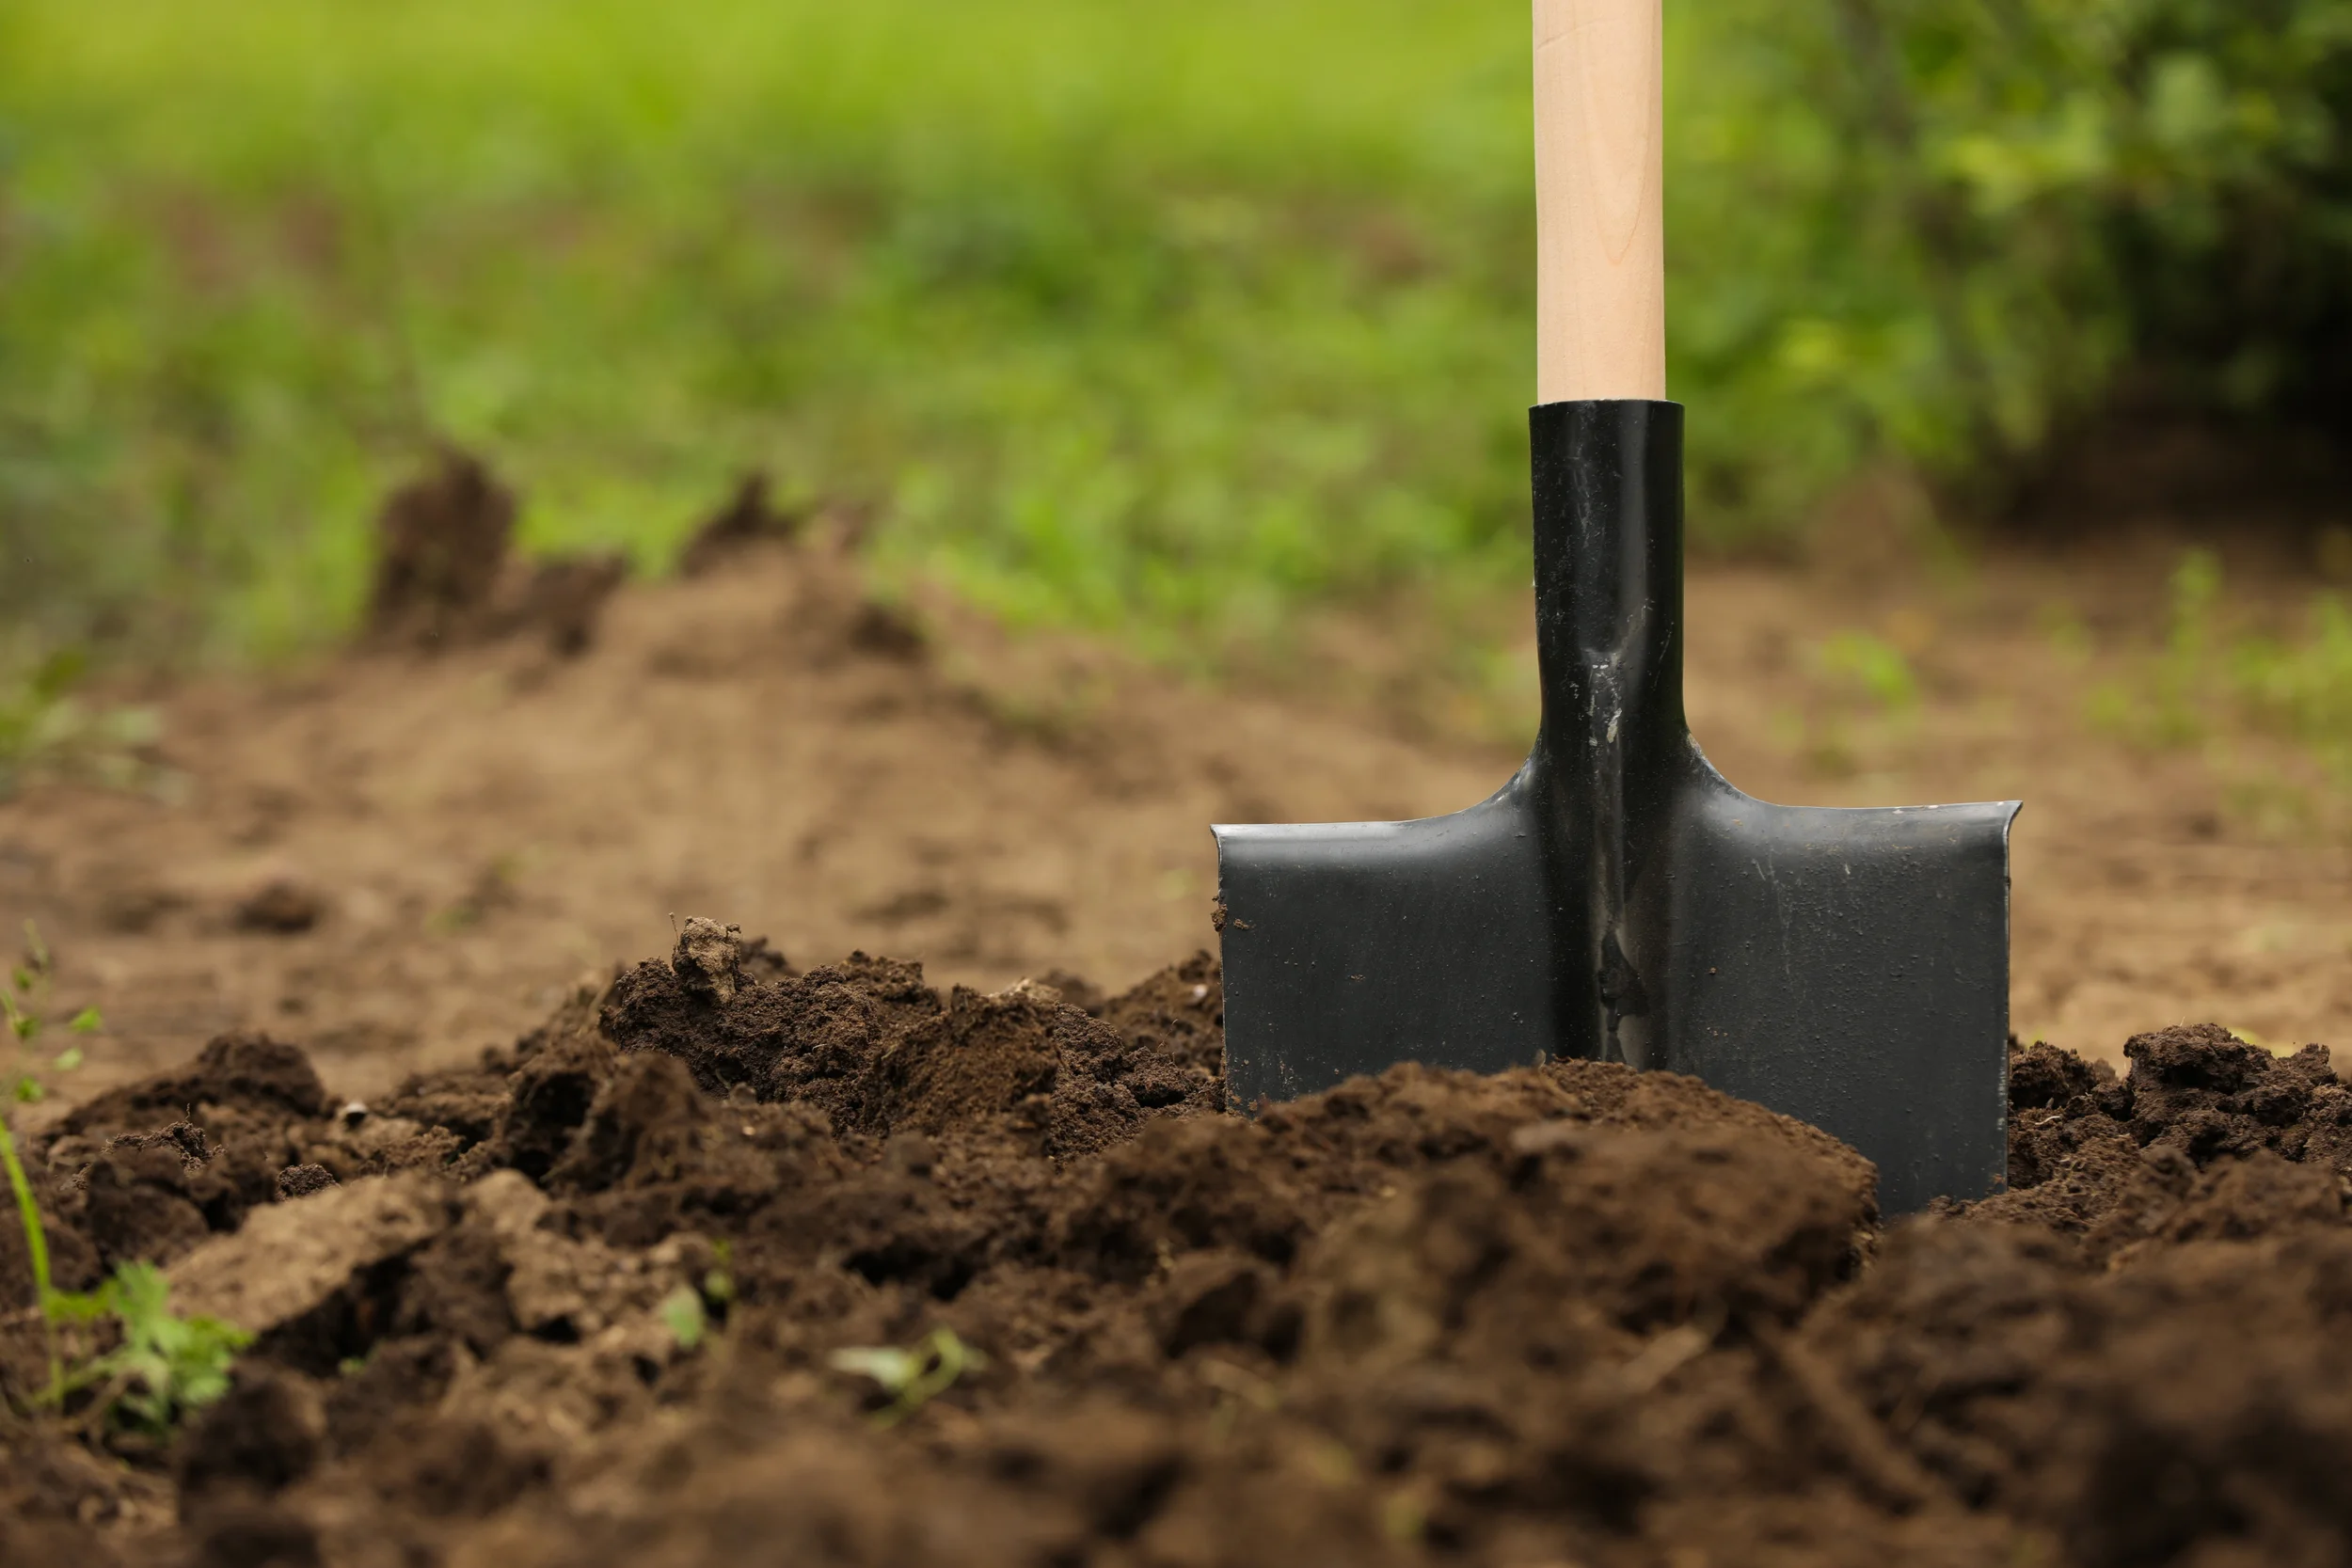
[2,527,2345,1120]
[6,922,2352,1568]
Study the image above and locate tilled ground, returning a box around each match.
[6,923,2352,1568]
[7,527,2347,1113]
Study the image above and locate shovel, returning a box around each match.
[1213,0,2018,1214]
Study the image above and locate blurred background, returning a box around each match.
[2,0,2350,1088]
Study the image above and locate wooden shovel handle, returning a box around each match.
[1534,0,1665,403]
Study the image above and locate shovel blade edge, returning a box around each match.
[1215,785,1558,1110]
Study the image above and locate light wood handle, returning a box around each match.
[1534,0,1665,403]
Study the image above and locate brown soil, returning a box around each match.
[2,530,2345,1124]
[3,501,2349,1559]
[368,447,627,657]
[6,923,2352,1568]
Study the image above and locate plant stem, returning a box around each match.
[0,1114,60,1400]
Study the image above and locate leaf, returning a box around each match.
[827,1345,919,1393]
[660,1285,707,1352]
[59,1262,253,1433]
[45,1287,114,1326]
[51,1045,83,1072]
[69,1007,101,1035]
[827,1328,985,1427]
[12,1073,44,1103]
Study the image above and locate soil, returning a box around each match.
[368,446,628,657]
[1,528,2344,1121]
[2,486,2349,1562]
[4,922,2352,1568]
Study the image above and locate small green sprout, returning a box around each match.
[660,1239,737,1354]
[660,1286,708,1352]
[0,924,230,1429]
[0,1117,61,1394]
[49,1262,251,1432]
[1,920,100,1396]
[0,649,167,801]
[826,1327,984,1427]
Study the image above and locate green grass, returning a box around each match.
[8,0,2349,668]
[3,0,1539,665]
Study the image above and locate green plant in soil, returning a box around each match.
[2082,550,2352,831]
[827,1327,984,1428]
[1,923,249,1426]
[660,1240,736,1354]
[2,920,103,1398]
[46,1264,251,1434]
[2233,593,2352,791]
[0,648,163,802]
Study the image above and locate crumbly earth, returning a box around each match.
[3,928,2349,1568]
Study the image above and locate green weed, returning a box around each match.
[659,1240,735,1354]
[2087,550,2223,751]
[1,926,245,1427]
[1814,630,1920,715]
[0,649,163,800]
[1778,628,1922,777]
[2084,551,2352,821]
[826,1326,984,1427]
[2233,594,2352,788]
[1,922,103,1397]
[46,1263,252,1434]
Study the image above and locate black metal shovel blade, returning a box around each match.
[1214,401,2018,1213]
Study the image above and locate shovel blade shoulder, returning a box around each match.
[1215,784,1558,1109]
[1656,780,2020,1212]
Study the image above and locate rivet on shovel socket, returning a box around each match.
[1211,1,2019,1214]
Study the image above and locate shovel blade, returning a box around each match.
[1217,781,2016,1212]
[1653,786,2019,1213]
[1216,778,1555,1107]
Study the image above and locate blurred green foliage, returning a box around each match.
[4,0,2349,665]
[2090,549,2352,816]
[1814,630,1922,713]
[0,647,162,798]
[2234,593,2352,786]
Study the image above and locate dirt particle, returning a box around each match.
[677,471,803,576]
[509,553,627,657]
[846,599,926,660]
[234,877,325,935]
[275,1164,338,1201]
[669,916,744,1004]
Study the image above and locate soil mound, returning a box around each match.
[1982,1023,2352,1260]
[366,447,628,655]
[1,933,2348,1568]
[676,471,806,576]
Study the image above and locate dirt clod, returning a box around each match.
[275,1165,338,1201]
[368,449,516,649]
[677,471,803,576]
[365,449,628,656]
[234,877,325,935]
